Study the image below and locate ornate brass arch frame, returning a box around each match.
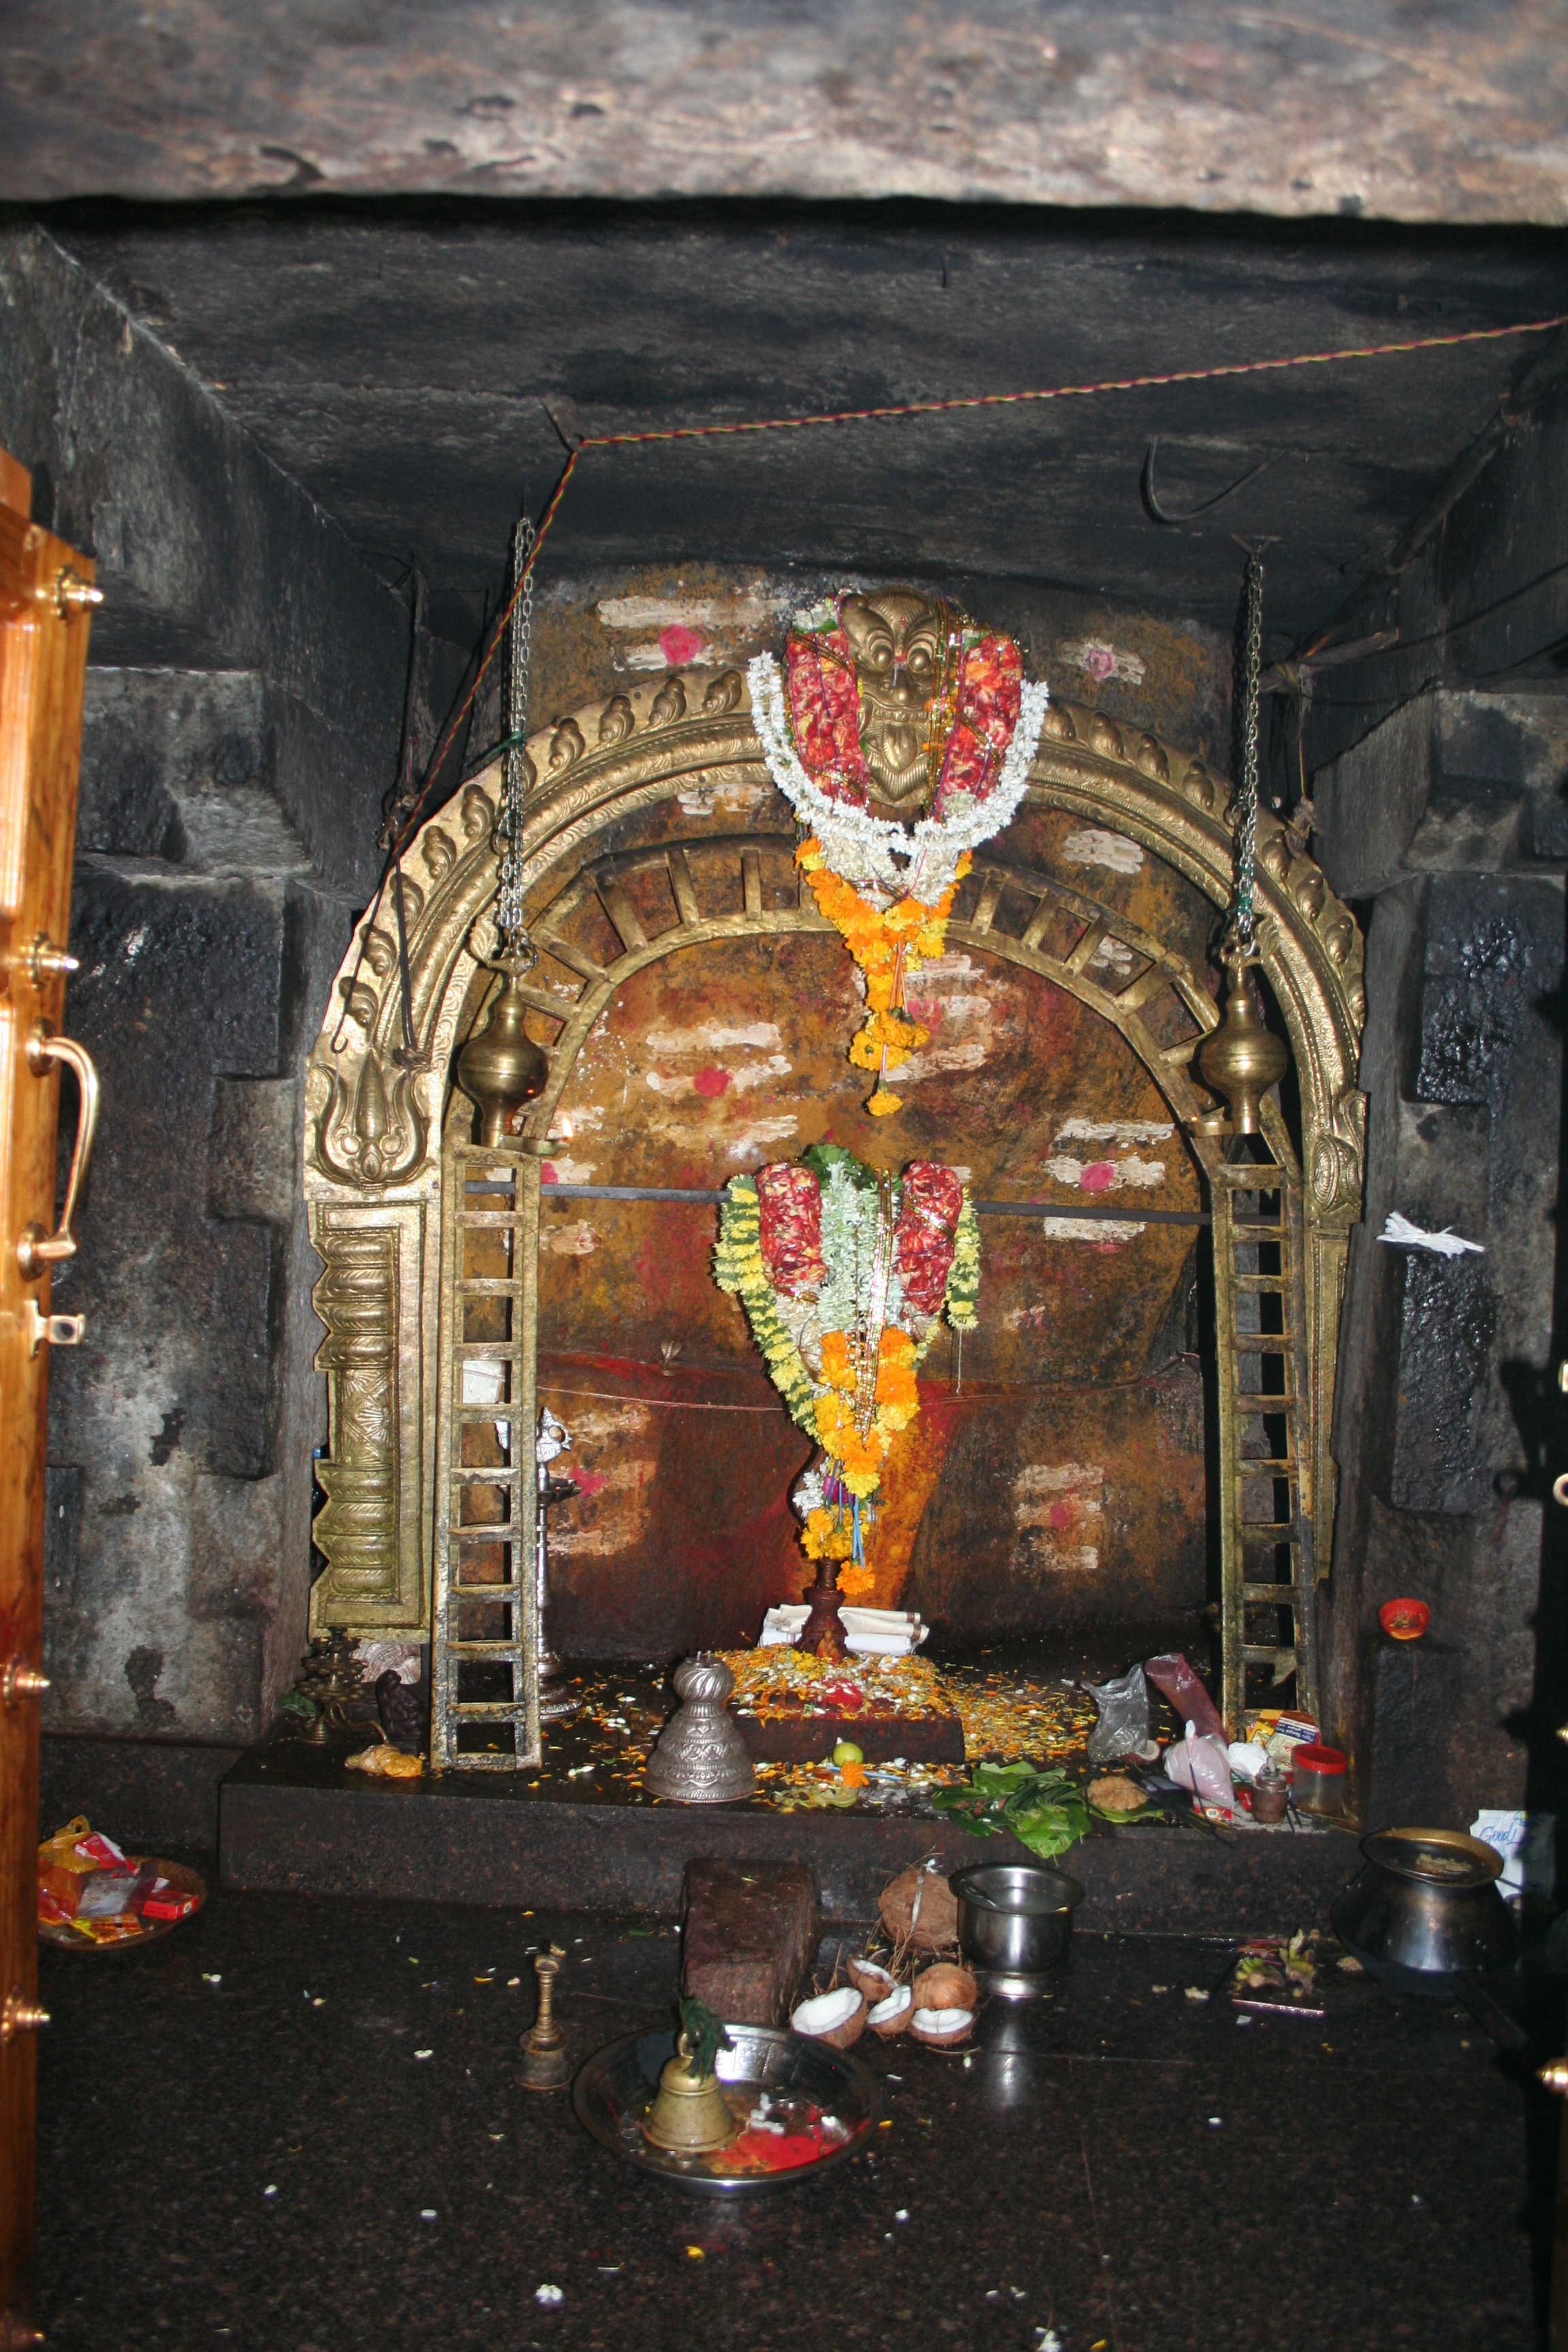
[303,668,1365,1637]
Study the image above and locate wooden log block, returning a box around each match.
[679,1858,821,2027]
[734,1709,964,1765]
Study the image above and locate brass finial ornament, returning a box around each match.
[519,1947,572,2090]
[1199,547,1288,1137]
[457,503,549,1147]
[1200,943,1288,1137]
[456,947,549,1145]
[642,2001,739,2154]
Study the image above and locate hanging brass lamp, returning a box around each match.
[1199,944,1288,1137]
[457,948,549,1145]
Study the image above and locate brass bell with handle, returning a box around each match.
[641,2027,740,2155]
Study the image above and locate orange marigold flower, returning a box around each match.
[818,1331,855,1393]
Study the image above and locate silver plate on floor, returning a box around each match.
[572,2021,880,2195]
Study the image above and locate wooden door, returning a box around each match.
[0,447,97,2341]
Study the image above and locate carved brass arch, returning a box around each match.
[304,665,1363,1635]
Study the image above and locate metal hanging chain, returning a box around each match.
[1231,549,1264,955]
[493,512,538,963]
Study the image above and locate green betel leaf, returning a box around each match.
[801,1143,878,1193]
[678,1995,734,2082]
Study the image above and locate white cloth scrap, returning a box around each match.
[1377,1211,1484,1258]
[758,1603,929,1656]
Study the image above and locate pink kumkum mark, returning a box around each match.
[573,1470,610,1499]
[1082,644,1116,681]
[659,622,707,667]
[1078,1161,1117,1192]
[692,1066,732,1098]
[1047,1500,1076,1532]
[541,1163,559,1185]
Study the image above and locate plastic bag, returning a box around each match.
[1162,1721,1235,1816]
[1085,1665,1152,1765]
[1145,1652,1226,1743]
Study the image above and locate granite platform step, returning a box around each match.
[216,1741,1362,1936]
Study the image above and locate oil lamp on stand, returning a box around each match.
[535,1407,580,1722]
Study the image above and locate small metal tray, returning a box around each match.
[572,2022,879,2195]
[39,1858,207,1953]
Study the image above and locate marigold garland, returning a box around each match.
[749,597,1048,1113]
[715,1149,980,1596]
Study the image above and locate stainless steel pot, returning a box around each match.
[1330,1827,1519,1989]
[949,1863,1085,1983]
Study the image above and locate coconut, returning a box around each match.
[847,1955,897,2002]
[911,1963,977,2014]
[789,1986,866,2049]
[867,1983,913,2038]
[878,1865,959,1955]
[911,2006,974,2046]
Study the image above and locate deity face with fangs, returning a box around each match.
[838,588,949,819]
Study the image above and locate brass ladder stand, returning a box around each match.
[1198,1111,1320,1737]
[430,1137,542,1767]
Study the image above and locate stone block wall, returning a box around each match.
[1317,690,1566,1826]
[1,227,465,1747]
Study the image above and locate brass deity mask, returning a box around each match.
[840,589,951,816]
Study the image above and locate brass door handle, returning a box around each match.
[0,1993,47,2043]
[16,1024,99,1282]
[1555,1472,1568,1510]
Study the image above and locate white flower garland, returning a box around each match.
[747,650,1050,902]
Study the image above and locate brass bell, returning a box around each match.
[519,1949,572,2092]
[1198,945,1288,1137]
[457,949,549,1145]
[641,2030,740,2154]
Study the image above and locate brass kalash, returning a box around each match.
[641,2001,740,2155]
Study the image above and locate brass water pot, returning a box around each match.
[1199,947,1288,1137]
[457,953,549,1145]
[640,2033,740,2154]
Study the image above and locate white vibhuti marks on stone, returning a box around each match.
[1042,1153,1167,1191]
[897,953,997,1080]
[1059,639,1147,687]
[644,1022,783,1056]
[724,1113,801,1156]
[1056,1117,1175,1147]
[1039,1216,1146,1243]
[1061,826,1144,875]
[1011,1460,1106,1578]
[538,1219,598,1257]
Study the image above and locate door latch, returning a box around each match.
[21,1299,84,1358]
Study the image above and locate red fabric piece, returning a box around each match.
[896,1162,965,1312]
[755,1164,826,1298]
[785,625,866,800]
[934,634,1023,813]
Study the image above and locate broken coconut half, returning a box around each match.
[909,1963,977,2046]
[866,1982,913,2038]
[789,1986,866,2049]
[847,1955,898,2002]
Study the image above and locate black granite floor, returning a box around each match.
[36,1874,1556,2351]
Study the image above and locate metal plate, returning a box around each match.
[39,1857,207,1953]
[572,2022,880,2195]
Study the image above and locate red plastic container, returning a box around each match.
[1290,1741,1346,1815]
